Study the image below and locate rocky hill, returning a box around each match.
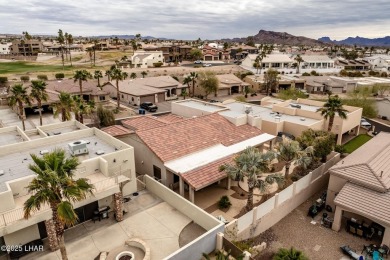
[319,36,390,46]
[222,30,326,46]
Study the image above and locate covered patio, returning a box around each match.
[332,182,390,246]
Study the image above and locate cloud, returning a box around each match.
[0,0,389,40]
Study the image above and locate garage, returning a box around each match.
[140,95,155,104]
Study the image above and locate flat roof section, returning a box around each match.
[223,102,321,126]
[295,103,321,112]
[0,135,116,193]
[176,100,227,113]
[0,130,25,146]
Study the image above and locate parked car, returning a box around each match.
[360,118,372,129]
[140,102,158,112]
[209,100,220,103]
[203,63,212,67]
[194,60,203,64]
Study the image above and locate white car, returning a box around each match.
[194,60,202,64]
[203,63,212,67]
[360,118,372,128]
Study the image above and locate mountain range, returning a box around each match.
[318,36,390,47]
[94,35,169,40]
[221,30,326,46]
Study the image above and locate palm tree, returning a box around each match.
[30,80,48,126]
[183,76,192,98]
[294,54,304,74]
[189,72,198,97]
[141,71,147,78]
[8,84,31,130]
[73,70,92,100]
[274,247,308,260]
[220,147,284,211]
[105,69,112,81]
[130,72,137,79]
[73,95,95,124]
[53,92,74,121]
[94,70,103,90]
[24,149,94,260]
[57,29,65,70]
[109,68,128,109]
[275,137,313,180]
[256,51,266,74]
[66,33,74,66]
[317,95,348,131]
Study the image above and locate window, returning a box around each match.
[99,95,105,101]
[153,165,161,180]
[121,94,124,99]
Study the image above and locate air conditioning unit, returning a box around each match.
[68,140,89,156]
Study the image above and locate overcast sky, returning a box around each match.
[0,0,389,40]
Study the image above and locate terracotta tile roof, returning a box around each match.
[155,114,184,123]
[181,155,234,190]
[334,182,390,226]
[329,132,390,192]
[136,113,263,162]
[101,125,133,137]
[122,116,168,131]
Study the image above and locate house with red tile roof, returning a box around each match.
[117,113,275,203]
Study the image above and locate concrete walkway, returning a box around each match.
[20,191,194,260]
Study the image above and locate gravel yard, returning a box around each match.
[254,192,379,260]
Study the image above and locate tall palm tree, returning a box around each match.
[24,149,94,260]
[274,247,308,260]
[73,70,92,100]
[57,29,65,70]
[94,70,103,90]
[294,54,304,74]
[30,80,48,126]
[105,69,112,81]
[8,84,31,130]
[220,147,283,211]
[109,68,128,109]
[275,137,313,180]
[53,92,74,121]
[256,51,266,74]
[317,95,348,131]
[189,72,198,97]
[66,33,74,66]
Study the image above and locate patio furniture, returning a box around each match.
[373,250,384,260]
[379,245,389,258]
[93,206,110,222]
[341,245,364,260]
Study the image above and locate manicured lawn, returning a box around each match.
[343,134,372,154]
[0,61,75,75]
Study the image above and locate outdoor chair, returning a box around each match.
[373,250,384,260]
[379,245,389,258]
[357,228,364,237]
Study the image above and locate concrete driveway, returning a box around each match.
[20,191,194,260]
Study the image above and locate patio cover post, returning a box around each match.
[189,187,195,203]
[332,206,343,231]
[179,176,184,196]
[226,177,231,190]
[382,228,390,247]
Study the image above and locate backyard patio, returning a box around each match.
[255,191,382,260]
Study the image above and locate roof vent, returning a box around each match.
[68,140,89,156]
[96,150,105,155]
[0,170,4,176]
[300,118,306,121]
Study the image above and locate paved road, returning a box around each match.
[365,118,390,133]
[180,63,235,68]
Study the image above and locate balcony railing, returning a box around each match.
[0,176,120,228]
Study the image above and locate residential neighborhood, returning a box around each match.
[1,3,390,259]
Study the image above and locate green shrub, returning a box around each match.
[301,72,310,76]
[0,77,8,86]
[274,247,308,260]
[335,144,346,154]
[153,62,163,67]
[310,70,319,76]
[37,74,48,81]
[20,75,30,82]
[218,195,232,210]
[55,73,65,79]
[278,88,308,100]
[97,105,115,127]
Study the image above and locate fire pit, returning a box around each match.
[116,251,135,260]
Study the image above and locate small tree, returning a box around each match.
[220,147,283,211]
[190,48,203,60]
[141,71,147,78]
[20,75,30,82]
[130,72,137,79]
[97,105,115,127]
[37,75,48,81]
[30,80,48,126]
[275,136,313,180]
[198,70,219,99]
[296,129,335,162]
[8,84,31,130]
[264,69,279,95]
[294,54,304,74]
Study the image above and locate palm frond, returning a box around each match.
[57,201,78,227]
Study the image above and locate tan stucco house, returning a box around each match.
[327,132,390,246]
